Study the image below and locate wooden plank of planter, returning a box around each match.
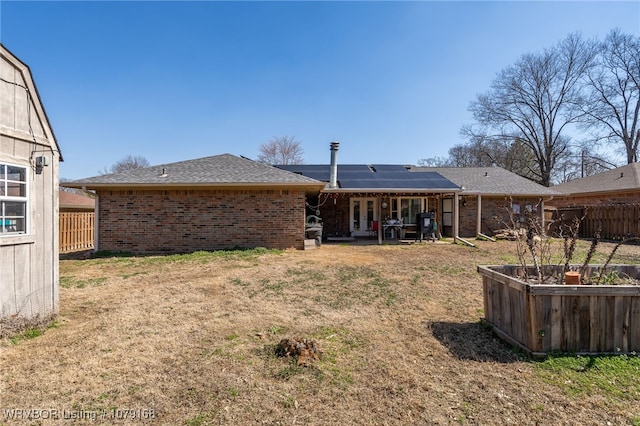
[599,296,609,352]
[483,276,491,323]
[501,278,512,336]
[568,295,581,352]
[528,285,640,297]
[494,276,505,331]
[621,296,631,353]
[515,286,523,342]
[605,296,616,352]
[549,295,560,352]
[631,298,640,352]
[613,296,630,352]
[536,296,562,352]
[590,296,602,353]
[578,295,591,352]
[526,293,539,352]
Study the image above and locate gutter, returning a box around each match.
[61,182,327,191]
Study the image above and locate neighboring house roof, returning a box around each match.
[551,163,640,196]
[59,190,95,210]
[410,166,558,197]
[277,164,460,192]
[62,154,325,190]
[0,44,62,161]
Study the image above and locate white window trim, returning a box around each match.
[0,162,29,236]
[389,197,428,224]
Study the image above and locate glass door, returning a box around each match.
[442,198,453,237]
[350,198,377,237]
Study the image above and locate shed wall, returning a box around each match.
[0,49,59,329]
[96,189,306,254]
[0,140,60,322]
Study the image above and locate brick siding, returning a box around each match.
[96,189,306,254]
[315,196,350,238]
[469,196,544,237]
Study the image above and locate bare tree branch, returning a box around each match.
[257,136,304,165]
[99,155,150,175]
[581,29,640,163]
[463,33,597,186]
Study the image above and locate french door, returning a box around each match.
[350,198,377,237]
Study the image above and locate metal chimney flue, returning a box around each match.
[329,141,339,189]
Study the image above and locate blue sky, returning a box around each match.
[1,1,638,180]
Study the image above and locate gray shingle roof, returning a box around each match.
[63,154,324,188]
[551,163,640,195]
[410,166,558,196]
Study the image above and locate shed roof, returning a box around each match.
[276,164,460,192]
[410,166,558,197]
[551,163,640,195]
[62,154,325,189]
[1,44,62,161]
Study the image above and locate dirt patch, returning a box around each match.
[1,240,639,424]
[275,337,323,366]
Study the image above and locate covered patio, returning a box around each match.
[277,153,462,245]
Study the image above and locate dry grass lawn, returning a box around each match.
[2,240,640,425]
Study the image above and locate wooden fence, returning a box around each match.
[548,204,640,240]
[59,212,94,253]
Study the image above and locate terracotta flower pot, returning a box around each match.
[564,271,581,285]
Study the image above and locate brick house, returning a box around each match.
[549,163,640,208]
[417,166,559,237]
[63,154,325,254]
[547,163,640,239]
[59,190,95,212]
[1,45,62,332]
[279,143,557,241]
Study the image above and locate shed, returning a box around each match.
[0,45,62,335]
[62,154,326,254]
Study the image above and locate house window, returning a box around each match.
[0,163,27,234]
[390,197,427,224]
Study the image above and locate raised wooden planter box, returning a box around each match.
[478,265,640,356]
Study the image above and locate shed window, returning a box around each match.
[0,163,28,234]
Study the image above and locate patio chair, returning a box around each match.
[369,220,379,238]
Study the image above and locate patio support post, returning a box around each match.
[453,192,460,243]
[378,195,383,245]
[476,194,482,237]
[93,193,99,252]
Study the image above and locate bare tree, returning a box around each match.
[99,155,150,175]
[463,33,597,186]
[433,136,538,180]
[257,136,304,165]
[416,156,452,167]
[582,29,640,164]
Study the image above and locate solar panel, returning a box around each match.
[276,164,460,190]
